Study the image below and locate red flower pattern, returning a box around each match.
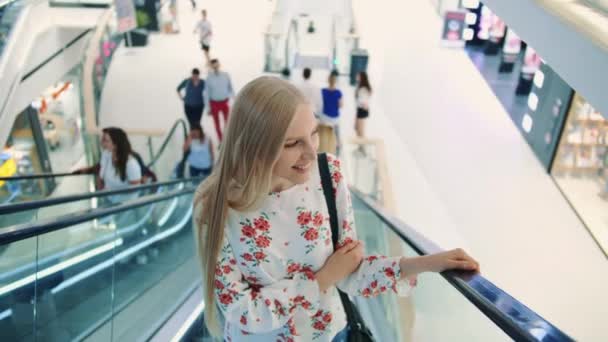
[303,228,319,241]
[313,321,326,331]
[219,293,233,305]
[297,211,312,226]
[313,213,323,227]
[242,253,254,261]
[332,171,343,184]
[337,237,354,249]
[254,217,270,231]
[287,263,301,274]
[384,267,395,278]
[241,225,256,238]
[255,235,271,248]
[254,251,266,260]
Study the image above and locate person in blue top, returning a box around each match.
[321,71,343,154]
[183,125,214,179]
[177,68,207,128]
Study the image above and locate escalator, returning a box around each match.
[0,118,188,228]
[0,143,575,341]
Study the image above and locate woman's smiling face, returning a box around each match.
[271,103,319,192]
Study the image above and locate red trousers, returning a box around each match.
[210,99,230,141]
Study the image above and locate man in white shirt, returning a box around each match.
[194,9,212,63]
[296,68,322,115]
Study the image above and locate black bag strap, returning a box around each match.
[318,153,361,327]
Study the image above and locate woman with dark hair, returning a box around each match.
[183,125,214,179]
[355,71,372,138]
[98,127,142,190]
[74,127,142,194]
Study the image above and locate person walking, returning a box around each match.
[206,58,234,141]
[296,68,322,115]
[183,125,214,179]
[193,76,479,341]
[194,9,212,63]
[354,71,372,138]
[177,68,206,128]
[321,71,343,154]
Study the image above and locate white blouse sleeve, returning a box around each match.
[325,154,414,298]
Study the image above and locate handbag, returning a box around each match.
[318,153,375,342]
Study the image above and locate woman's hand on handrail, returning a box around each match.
[399,248,480,277]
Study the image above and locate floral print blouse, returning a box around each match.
[199,154,412,342]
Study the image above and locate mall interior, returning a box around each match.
[0,0,607,340]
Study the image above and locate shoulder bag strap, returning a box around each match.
[317,153,359,324]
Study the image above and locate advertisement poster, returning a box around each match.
[115,0,137,33]
[499,28,522,72]
[441,10,467,47]
[477,6,493,40]
[502,28,521,55]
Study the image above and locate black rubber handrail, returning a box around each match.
[0,172,90,181]
[350,188,574,342]
[0,186,196,246]
[0,176,201,215]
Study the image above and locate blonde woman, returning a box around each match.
[194,76,479,341]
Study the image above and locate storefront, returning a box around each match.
[31,67,87,173]
[437,1,608,256]
[1,106,54,203]
[551,94,608,255]
[1,66,88,203]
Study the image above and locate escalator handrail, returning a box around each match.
[0,172,89,181]
[0,176,202,215]
[0,186,196,246]
[146,118,189,168]
[350,188,574,342]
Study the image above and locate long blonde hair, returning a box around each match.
[194,76,307,336]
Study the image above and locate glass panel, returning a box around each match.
[552,93,608,255]
[34,220,116,341]
[0,237,36,341]
[350,194,511,341]
[332,13,357,75]
[10,192,197,341]
[0,0,25,59]
[264,11,287,73]
[147,131,185,182]
[109,194,199,341]
[346,143,379,199]
[2,110,51,204]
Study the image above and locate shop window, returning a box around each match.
[552,93,608,255]
[1,109,52,204]
[31,67,86,173]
